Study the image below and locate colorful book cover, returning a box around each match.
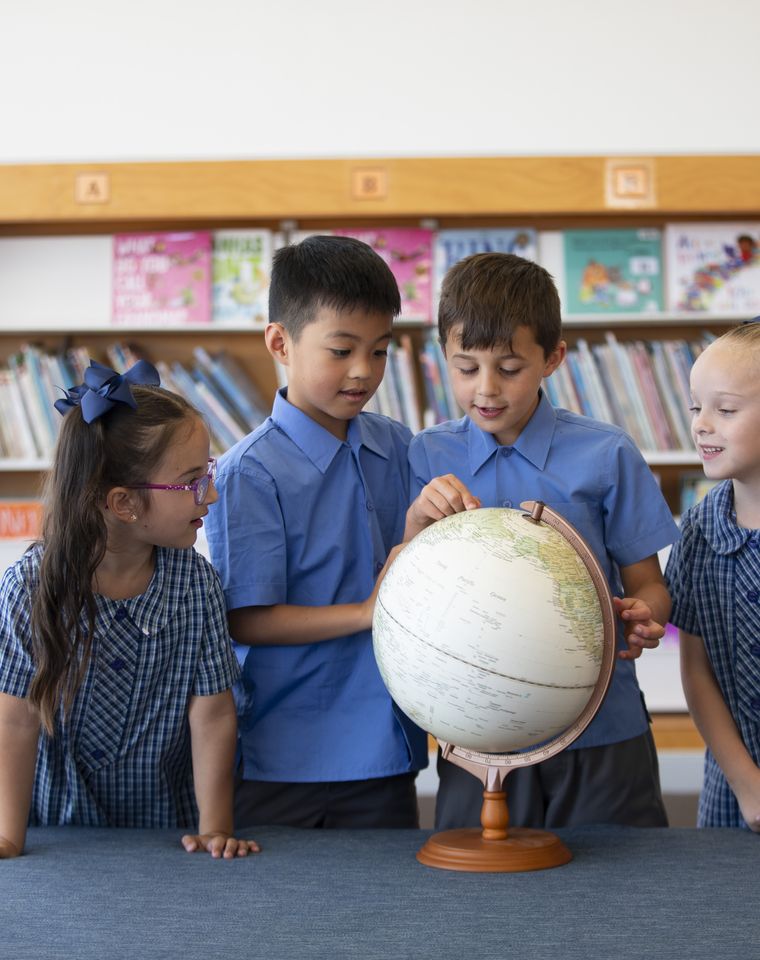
[112,232,212,325]
[333,228,434,323]
[212,230,272,326]
[434,228,538,298]
[563,229,663,315]
[0,500,42,539]
[664,222,760,314]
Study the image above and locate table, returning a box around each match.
[1,826,757,960]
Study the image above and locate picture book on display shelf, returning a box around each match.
[433,228,538,298]
[112,232,212,325]
[212,230,272,327]
[562,229,663,315]
[290,228,434,323]
[665,222,760,314]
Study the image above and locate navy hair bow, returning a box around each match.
[54,359,161,424]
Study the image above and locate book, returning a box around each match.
[112,231,212,325]
[680,472,718,513]
[563,229,663,315]
[665,222,760,313]
[333,228,434,323]
[212,230,272,326]
[434,228,538,298]
[0,500,42,539]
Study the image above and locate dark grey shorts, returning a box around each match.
[234,771,419,830]
[434,727,668,830]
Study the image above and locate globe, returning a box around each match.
[373,505,612,757]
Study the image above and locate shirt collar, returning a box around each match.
[96,548,190,637]
[272,388,387,474]
[696,480,754,556]
[467,389,556,474]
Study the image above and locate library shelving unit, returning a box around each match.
[8,153,756,760]
[2,154,758,508]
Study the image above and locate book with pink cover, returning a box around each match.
[112,231,212,325]
[333,228,434,323]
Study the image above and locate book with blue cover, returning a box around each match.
[434,228,538,299]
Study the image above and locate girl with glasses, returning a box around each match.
[0,361,259,859]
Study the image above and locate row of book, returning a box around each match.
[3,222,758,333]
[0,330,712,464]
[543,332,713,452]
[0,343,270,461]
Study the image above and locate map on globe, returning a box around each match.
[373,508,606,753]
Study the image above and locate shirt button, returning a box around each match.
[92,749,105,761]
[500,448,512,457]
[114,607,128,621]
[110,658,126,671]
[750,644,760,657]
[375,561,384,574]
[501,500,513,508]
[366,502,374,512]
[747,590,759,603]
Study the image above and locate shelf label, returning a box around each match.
[74,173,110,205]
[604,158,656,209]
[351,167,388,200]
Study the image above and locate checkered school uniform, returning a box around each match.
[666,480,760,828]
[0,544,240,829]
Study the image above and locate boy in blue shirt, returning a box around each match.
[406,252,679,830]
[205,235,428,829]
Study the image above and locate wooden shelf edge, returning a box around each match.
[1,155,760,224]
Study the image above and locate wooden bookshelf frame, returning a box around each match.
[1,155,759,228]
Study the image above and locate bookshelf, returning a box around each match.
[1,153,758,510]
[5,154,754,761]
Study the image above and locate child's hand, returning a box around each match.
[734,768,760,833]
[181,832,261,859]
[613,596,665,660]
[405,474,480,541]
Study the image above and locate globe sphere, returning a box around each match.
[373,508,605,753]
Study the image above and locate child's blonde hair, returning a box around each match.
[711,321,760,357]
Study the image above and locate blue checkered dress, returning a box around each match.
[665,480,760,828]
[0,544,240,829]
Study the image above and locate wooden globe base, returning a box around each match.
[416,789,572,873]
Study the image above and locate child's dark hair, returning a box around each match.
[269,235,401,340]
[439,253,562,357]
[29,386,197,734]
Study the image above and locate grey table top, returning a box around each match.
[2,825,758,960]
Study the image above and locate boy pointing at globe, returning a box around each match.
[406,252,679,831]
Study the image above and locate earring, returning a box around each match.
[130,514,138,522]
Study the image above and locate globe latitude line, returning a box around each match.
[375,598,596,692]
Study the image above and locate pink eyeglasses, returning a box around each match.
[127,458,217,506]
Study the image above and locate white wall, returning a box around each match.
[2,0,758,163]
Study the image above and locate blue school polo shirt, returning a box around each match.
[408,390,679,749]
[204,389,428,782]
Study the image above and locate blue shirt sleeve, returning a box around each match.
[601,434,680,569]
[0,559,36,699]
[205,461,287,611]
[664,510,701,635]
[192,558,242,697]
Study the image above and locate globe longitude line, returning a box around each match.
[376,597,596,691]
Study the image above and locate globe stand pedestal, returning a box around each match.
[417,778,572,873]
